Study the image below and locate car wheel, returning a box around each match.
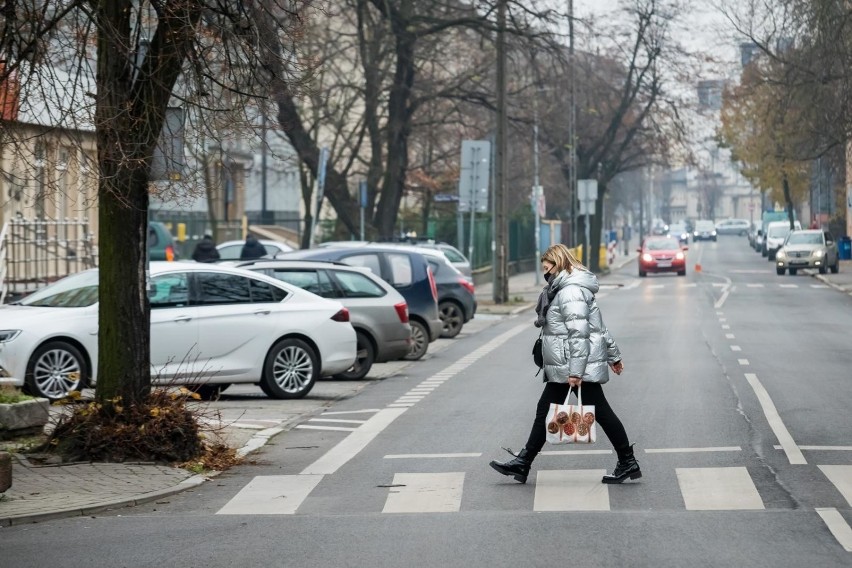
[638,270,647,277]
[713,237,717,242]
[831,259,840,274]
[334,331,375,380]
[677,270,686,276]
[439,301,464,339]
[24,341,87,401]
[819,263,827,274]
[789,268,798,276]
[776,267,785,275]
[404,320,429,361]
[260,338,318,399]
[189,383,230,401]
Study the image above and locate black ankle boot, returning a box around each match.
[489,448,533,483]
[602,445,642,484]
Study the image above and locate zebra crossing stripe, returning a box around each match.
[819,465,852,507]
[816,508,852,552]
[676,467,764,510]
[382,472,465,513]
[533,470,610,511]
[217,475,323,515]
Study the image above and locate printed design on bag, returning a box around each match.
[576,422,589,436]
[547,420,560,434]
[556,411,569,425]
[583,412,595,425]
[570,411,581,424]
[563,422,575,436]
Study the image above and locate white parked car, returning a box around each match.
[216,239,294,260]
[0,263,356,401]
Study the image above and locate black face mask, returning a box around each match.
[544,271,554,283]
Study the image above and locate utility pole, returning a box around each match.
[494,0,508,303]
[533,88,542,286]
[261,111,269,224]
[569,0,578,247]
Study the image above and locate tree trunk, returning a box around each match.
[374,17,416,239]
[589,182,607,273]
[783,172,795,229]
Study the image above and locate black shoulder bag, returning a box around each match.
[532,329,544,376]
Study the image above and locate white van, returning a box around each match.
[765,220,802,260]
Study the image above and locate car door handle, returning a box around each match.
[254,310,271,316]
[174,315,193,323]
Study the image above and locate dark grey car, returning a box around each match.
[232,259,411,379]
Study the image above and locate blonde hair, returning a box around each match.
[541,243,586,273]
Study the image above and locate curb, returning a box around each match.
[812,273,852,296]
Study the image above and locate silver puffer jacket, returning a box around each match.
[540,268,621,384]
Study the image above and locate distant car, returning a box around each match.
[276,245,443,360]
[148,221,179,261]
[651,219,669,236]
[715,218,750,236]
[0,263,356,401]
[775,230,839,275]
[747,222,761,249]
[217,239,294,260]
[693,220,717,242]
[319,240,472,278]
[232,259,412,380]
[637,236,687,277]
[406,246,476,339]
[667,222,690,245]
[763,220,802,259]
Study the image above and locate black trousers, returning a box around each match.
[524,381,630,460]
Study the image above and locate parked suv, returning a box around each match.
[232,259,412,379]
[380,244,477,338]
[775,230,839,275]
[148,221,178,261]
[277,246,442,360]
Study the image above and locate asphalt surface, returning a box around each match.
[2,237,851,567]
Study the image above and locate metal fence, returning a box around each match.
[0,218,98,303]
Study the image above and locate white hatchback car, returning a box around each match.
[216,239,294,260]
[0,262,356,400]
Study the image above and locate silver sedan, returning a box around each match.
[775,230,840,275]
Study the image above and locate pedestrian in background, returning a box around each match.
[240,233,266,260]
[489,243,641,484]
[191,233,220,263]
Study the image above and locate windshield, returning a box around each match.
[646,238,680,251]
[787,232,822,245]
[768,225,793,238]
[695,222,714,231]
[669,224,687,233]
[18,270,99,307]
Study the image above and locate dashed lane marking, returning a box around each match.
[676,467,764,511]
[738,359,750,366]
[645,447,742,454]
[384,453,482,459]
[816,508,852,552]
[217,475,324,515]
[745,373,806,465]
[534,470,610,511]
[382,472,465,513]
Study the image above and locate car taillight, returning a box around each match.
[331,308,350,322]
[427,266,438,302]
[458,277,475,294]
[394,302,409,323]
[165,245,175,262]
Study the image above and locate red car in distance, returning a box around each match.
[638,236,687,277]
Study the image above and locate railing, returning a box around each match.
[0,218,98,303]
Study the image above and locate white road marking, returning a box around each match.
[684,283,697,287]
[534,470,610,511]
[296,425,358,432]
[540,450,613,456]
[714,276,734,309]
[712,283,726,288]
[396,396,424,401]
[731,345,742,352]
[716,311,724,315]
[816,508,852,552]
[217,475,324,515]
[676,467,764,510]
[779,284,798,288]
[624,280,641,290]
[384,453,482,459]
[719,318,727,322]
[388,403,415,408]
[405,391,432,396]
[301,408,408,475]
[322,409,381,416]
[648,284,665,289]
[726,333,735,339]
[738,359,750,366]
[382,472,465,513]
[811,284,829,289]
[774,445,852,451]
[645,446,741,454]
[819,465,852,506]
[308,418,367,425]
[747,284,764,288]
[722,324,731,330]
[744,373,806,465]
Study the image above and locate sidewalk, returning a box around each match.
[813,259,852,294]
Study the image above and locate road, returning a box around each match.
[2,236,851,567]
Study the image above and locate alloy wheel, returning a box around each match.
[32,348,83,400]
[272,345,315,394]
[439,302,464,338]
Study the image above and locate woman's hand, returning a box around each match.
[610,361,624,375]
[568,376,583,387]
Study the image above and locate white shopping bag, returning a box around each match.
[544,385,597,444]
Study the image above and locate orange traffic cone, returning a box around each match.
[695,263,702,273]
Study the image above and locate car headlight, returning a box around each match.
[675,252,685,260]
[776,250,786,259]
[0,330,21,343]
[642,253,653,262]
[711,230,717,236]
[813,249,824,258]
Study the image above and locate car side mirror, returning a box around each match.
[757,230,763,236]
[682,246,689,251]
[636,248,642,253]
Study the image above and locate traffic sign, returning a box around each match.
[458,140,490,213]
[578,179,598,202]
